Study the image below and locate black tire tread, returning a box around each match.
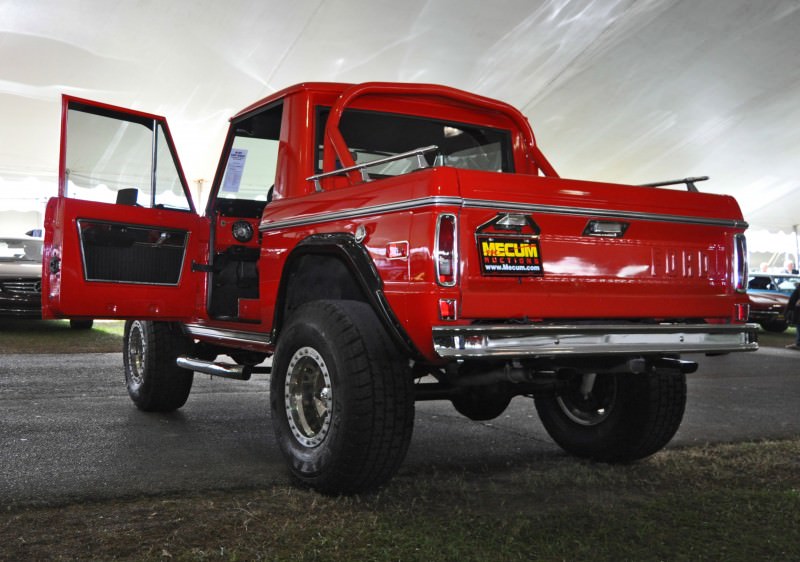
[535,368,686,463]
[123,320,193,412]
[612,368,686,462]
[271,300,414,495]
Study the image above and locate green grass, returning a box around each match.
[2,440,798,560]
[0,319,124,353]
[758,324,797,348]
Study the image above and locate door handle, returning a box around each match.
[191,261,214,273]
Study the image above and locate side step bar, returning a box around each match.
[176,356,271,381]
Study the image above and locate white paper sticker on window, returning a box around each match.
[222,148,248,193]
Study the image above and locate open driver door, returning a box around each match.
[42,96,208,322]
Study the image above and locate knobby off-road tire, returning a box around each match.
[123,320,194,412]
[534,368,686,462]
[271,300,415,495]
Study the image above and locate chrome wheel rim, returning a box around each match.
[556,375,617,426]
[127,322,146,387]
[284,346,333,448]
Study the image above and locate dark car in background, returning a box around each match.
[747,273,800,296]
[0,236,92,329]
[746,273,798,333]
[747,290,790,332]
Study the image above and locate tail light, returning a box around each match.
[733,234,748,293]
[435,213,458,286]
[438,298,457,320]
[735,303,750,322]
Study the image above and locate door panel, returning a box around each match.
[78,219,188,284]
[42,96,207,321]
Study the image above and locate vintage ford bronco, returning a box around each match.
[42,82,758,494]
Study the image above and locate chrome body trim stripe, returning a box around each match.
[432,323,759,359]
[260,196,462,231]
[260,195,747,232]
[183,323,272,348]
[461,199,748,229]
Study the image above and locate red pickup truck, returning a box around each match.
[42,82,757,494]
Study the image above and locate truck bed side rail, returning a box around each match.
[640,176,709,192]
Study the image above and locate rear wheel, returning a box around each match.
[271,300,414,495]
[760,320,788,333]
[123,320,194,412]
[534,368,686,462]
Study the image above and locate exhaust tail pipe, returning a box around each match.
[176,356,271,381]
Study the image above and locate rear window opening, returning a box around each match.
[315,107,514,178]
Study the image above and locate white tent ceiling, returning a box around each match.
[1,0,799,234]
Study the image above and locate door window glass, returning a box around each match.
[64,103,191,210]
[154,123,191,210]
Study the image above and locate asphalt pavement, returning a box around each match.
[1,346,798,507]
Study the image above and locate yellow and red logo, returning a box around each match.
[477,237,543,275]
[480,240,539,259]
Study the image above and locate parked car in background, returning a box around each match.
[747,290,790,332]
[0,236,93,329]
[745,273,798,333]
[0,236,42,318]
[747,273,800,296]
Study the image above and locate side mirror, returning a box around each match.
[116,188,139,206]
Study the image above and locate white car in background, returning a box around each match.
[0,235,93,329]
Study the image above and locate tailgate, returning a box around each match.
[456,170,747,321]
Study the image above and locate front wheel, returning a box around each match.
[271,300,415,495]
[123,320,194,412]
[534,368,686,462]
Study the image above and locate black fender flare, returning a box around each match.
[273,233,422,360]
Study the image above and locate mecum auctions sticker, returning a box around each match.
[477,236,543,275]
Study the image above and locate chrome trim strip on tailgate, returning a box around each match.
[432,323,759,358]
[461,199,749,229]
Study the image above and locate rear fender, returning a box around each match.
[274,233,421,359]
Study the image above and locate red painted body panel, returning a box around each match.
[454,170,747,321]
[42,197,208,320]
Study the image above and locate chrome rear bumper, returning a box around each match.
[432,323,759,359]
